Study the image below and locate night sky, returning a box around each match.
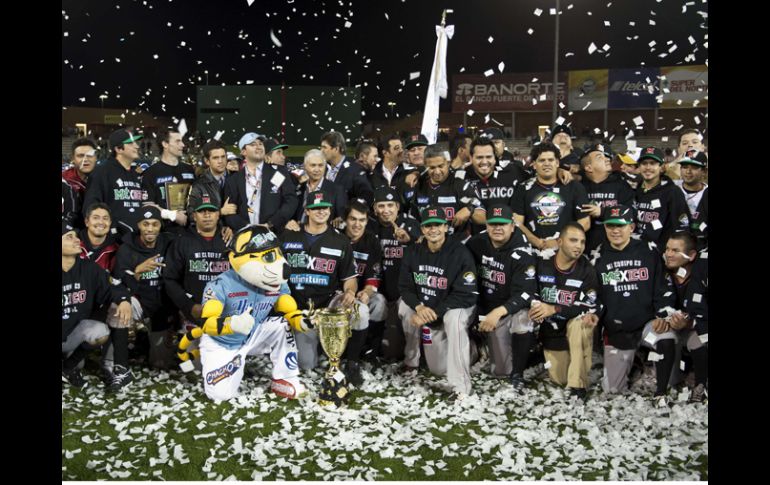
[61,0,708,122]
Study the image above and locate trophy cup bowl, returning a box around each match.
[310,304,357,407]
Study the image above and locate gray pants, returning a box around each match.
[486,309,534,377]
[296,295,372,370]
[399,301,476,395]
[62,319,110,354]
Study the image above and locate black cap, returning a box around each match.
[602,205,635,225]
[480,127,505,141]
[138,206,162,222]
[550,124,573,138]
[638,146,665,164]
[305,189,334,209]
[582,143,613,159]
[374,186,399,203]
[404,134,429,149]
[193,192,219,212]
[679,149,708,168]
[109,128,143,149]
[229,225,280,256]
[486,204,514,224]
[264,138,289,153]
[419,206,447,225]
[62,220,75,236]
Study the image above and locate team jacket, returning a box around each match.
[140,160,196,211]
[408,172,483,239]
[398,237,479,323]
[78,229,120,272]
[511,178,589,239]
[350,230,383,293]
[465,231,538,316]
[678,183,708,250]
[163,227,230,321]
[62,179,80,228]
[223,163,298,233]
[186,170,227,222]
[683,249,708,335]
[634,176,690,248]
[278,226,357,310]
[327,157,374,207]
[373,215,422,302]
[83,157,147,236]
[202,272,291,350]
[113,231,176,321]
[62,167,87,197]
[591,238,676,349]
[581,172,636,252]
[62,258,129,341]
[535,255,602,351]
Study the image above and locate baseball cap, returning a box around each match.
[405,133,429,149]
[679,149,708,168]
[109,128,143,149]
[618,153,638,165]
[374,186,399,204]
[638,146,665,164]
[305,189,334,209]
[550,124,573,138]
[62,220,75,236]
[264,138,289,153]
[226,151,238,161]
[138,206,162,222]
[238,132,266,151]
[193,192,219,212]
[582,143,613,159]
[420,206,447,225]
[486,204,514,224]
[230,225,280,256]
[602,205,635,225]
[480,127,505,141]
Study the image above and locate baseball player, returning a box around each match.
[464,204,538,391]
[398,206,479,401]
[675,149,708,250]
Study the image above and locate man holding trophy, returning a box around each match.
[278,190,360,358]
[397,206,479,402]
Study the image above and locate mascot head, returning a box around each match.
[228,225,290,292]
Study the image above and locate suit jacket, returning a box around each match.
[293,178,348,222]
[328,156,374,207]
[223,163,298,232]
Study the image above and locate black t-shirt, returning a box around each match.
[581,172,636,252]
[511,178,589,239]
[373,216,422,302]
[349,230,383,293]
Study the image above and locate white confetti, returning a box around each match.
[247,0,255,5]
[409,72,420,80]
[588,43,597,54]
[528,28,534,35]
[555,116,565,126]
[177,119,188,138]
[488,36,494,43]
[466,110,475,117]
[498,62,505,73]
[534,8,543,16]
[633,116,644,126]
[344,21,352,28]
[270,29,282,48]
[484,69,494,77]
[699,333,708,344]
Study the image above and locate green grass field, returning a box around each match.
[62,357,708,481]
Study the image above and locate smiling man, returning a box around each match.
[63,138,99,225]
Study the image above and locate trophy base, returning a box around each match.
[318,375,349,407]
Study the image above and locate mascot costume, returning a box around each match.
[177,225,313,401]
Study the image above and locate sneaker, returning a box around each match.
[688,383,708,403]
[510,373,526,393]
[652,393,669,408]
[107,365,133,393]
[62,368,87,389]
[344,361,364,387]
[271,378,308,399]
[568,387,587,402]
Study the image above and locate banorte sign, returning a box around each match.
[452,73,568,112]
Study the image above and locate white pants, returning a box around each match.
[485,309,534,377]
[399,300,476,395]
[62,319,110,354]
[199,316,299,401]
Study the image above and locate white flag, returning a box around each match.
[420,24,454,144]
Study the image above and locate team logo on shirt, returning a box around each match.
[283,242,304,250]
[525,266,536,278]
[463,272,476,284]
[531,192,566,225]
[285,352,298,371]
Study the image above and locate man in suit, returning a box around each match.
[320,131,374,207]
[223,132,299,234]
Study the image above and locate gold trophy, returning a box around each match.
[165,182,192,211]
[307,301,359,407]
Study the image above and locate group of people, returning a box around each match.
[61,123,708,407]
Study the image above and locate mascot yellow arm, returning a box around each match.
[177,299,232,362]
[274,294,306,333]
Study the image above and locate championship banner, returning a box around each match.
[659,65,708,108]
[568,69,608,111]
[452,72,567,112]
